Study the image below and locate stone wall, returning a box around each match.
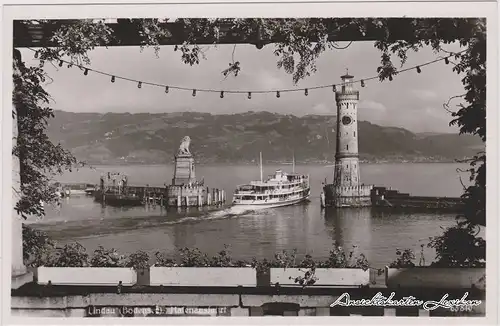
[11,288,485,317]
[323,184,373,207]
[166,185,206,207]
[10,267,486,318]
[166,185,225,207]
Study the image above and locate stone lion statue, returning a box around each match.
[178,136,191,155]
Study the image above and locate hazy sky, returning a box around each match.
[20,41,466,133]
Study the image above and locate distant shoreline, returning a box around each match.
[79,160,467,167]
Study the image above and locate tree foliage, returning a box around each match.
[12,49,78,219]
[13,21,113,219]
[364,18,486,266]
[429,224,485,267]
[22,224,56,267]
[15,18,486,266]
[32,19,114,66]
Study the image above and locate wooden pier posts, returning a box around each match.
[206,188,225,205]
[89,180,227,209]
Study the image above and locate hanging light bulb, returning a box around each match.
[445,57,450,64]
[360,80,365,87]
[332,85,337,92]
[304,89,309,96]
[192,89,197,97]
[416,66,422,73]
[34,51,39,59]
[165,86,169,93]
[276,91,280,98]
[220,91,224,98]
[389,75,393,81]
[248,92,252,100]
[84,68,89,76]
[58,60,63,67]
[138,82,142,89]
[111,76,115,83]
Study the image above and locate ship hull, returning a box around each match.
[93,191,144,207]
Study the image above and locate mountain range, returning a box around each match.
[46,110,484,165]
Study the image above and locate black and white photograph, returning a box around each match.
[2,1,498,323]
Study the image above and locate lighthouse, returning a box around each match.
[333,71,361,188]
[322,71,373,208]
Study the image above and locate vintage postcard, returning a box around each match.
[2,0,498,324]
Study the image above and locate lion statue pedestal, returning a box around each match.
[172,136,196,186]
[166,136,226,208]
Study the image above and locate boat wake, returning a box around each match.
[38,205,273,240]
[156,206,261,226]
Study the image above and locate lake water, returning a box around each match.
[29,163,469,269]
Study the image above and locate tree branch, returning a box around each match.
[443,94,466,114]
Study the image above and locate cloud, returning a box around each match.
[357,100,389,126]
[423,106,451,119]
[311,103,330,114]
[411,89,438,101]
[256,70,288,90]
[358,100,387,112]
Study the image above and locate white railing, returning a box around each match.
[234,187,308,197]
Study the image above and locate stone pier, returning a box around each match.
[166,137,226,208]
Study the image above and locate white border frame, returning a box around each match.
[1,1,498,325]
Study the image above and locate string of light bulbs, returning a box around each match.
[28,47,466,99]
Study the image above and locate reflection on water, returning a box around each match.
[323,207,373,255]
[29,196,457,268]
[27,163,465,268]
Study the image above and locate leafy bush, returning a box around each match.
[389,249,416,268]
[23,230,374,274]
[290,253,319,288]
[428,225,486,267]
[45,242,89,267]
[319,243,370,270]
[90,246,126,267]
[233,259,252,267]
[297,254,316,268]
[155,247,251,267]
[125,250,150,269]
[288,245,370,287]
[154,251,176,267]
[251,257,271,273]
[178,247,210,267]
[209,244,234,267]
[272,249,297,268]
[22,224,56,267]
[291,267,318,288]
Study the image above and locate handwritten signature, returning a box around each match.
[330,292,482,311]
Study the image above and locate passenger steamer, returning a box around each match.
[232,153,310,209]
